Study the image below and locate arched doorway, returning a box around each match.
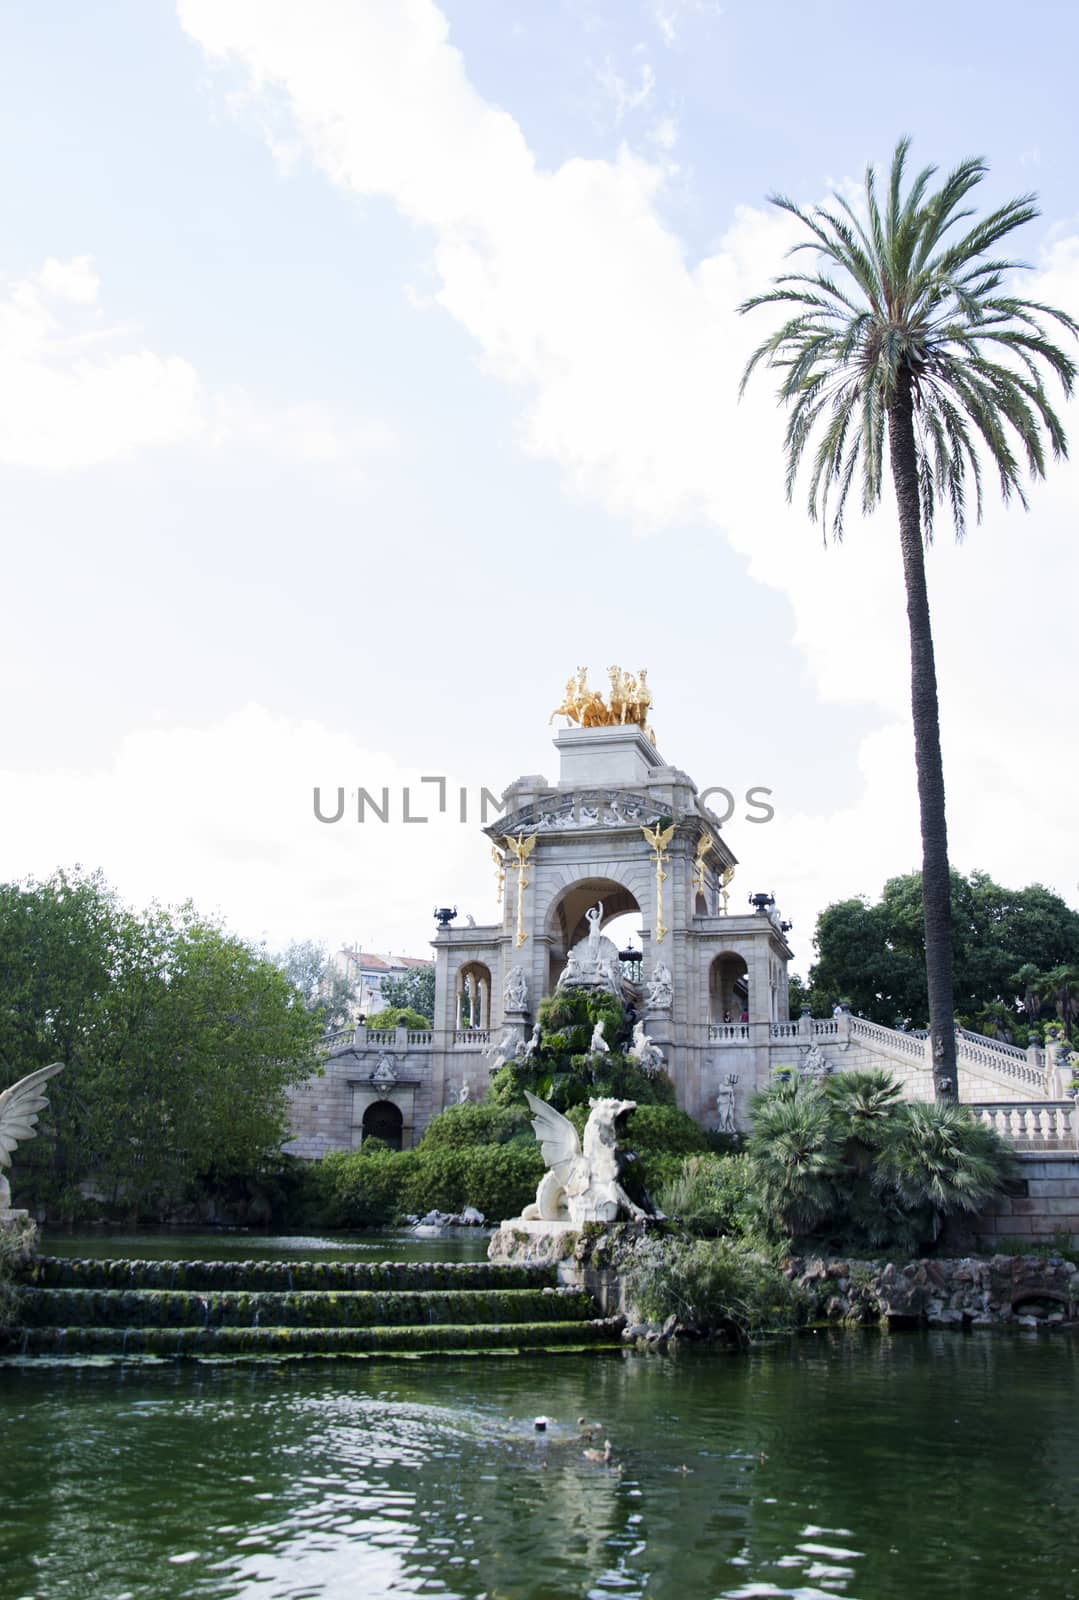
[710,953,749,1024]
[362,1100,404,1150]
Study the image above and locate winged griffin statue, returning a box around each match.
[520,1089,648,1225]
[0,1062,63,1215]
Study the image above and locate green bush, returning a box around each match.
[623,1237,807,1345]
[746,1071,1015,1254]
[418,1103,532,1149]
[305,1139,544,1228]
[656,1153,756,1237]
[402,1143,543,1221]
[364,1006,432,1031]
[316,1147,418,1227]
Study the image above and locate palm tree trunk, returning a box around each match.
[888,375,958,1103]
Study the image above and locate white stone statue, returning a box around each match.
[504,965,529,1012]
[523,1022,541,1058]
[589,1018,607,1055]
[457,1081,471,1104]
[584,902,604,966]
[627,1020,664,1077]
[646,962,673,1010]
[519,1091,647,1225]
[799,1042,830,1080]
[0,1062,63,1216]
[486,1027,520,1074]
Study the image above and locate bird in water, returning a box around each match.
[583,1438,612,1465]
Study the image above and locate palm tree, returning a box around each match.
[739,140,1077,1102]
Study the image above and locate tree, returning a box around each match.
[274,939,357,1030]
[740,140,1077,1099]
[807,869,1079,1033]
[0,870,322,1217]
[379,966,435,1024]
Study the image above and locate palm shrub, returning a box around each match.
[747,1071,1013,1253]
[740,140,1077,1101]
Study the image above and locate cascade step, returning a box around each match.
[27,1257,556,1293]
[18,1285,596,1330]
[8,1318,623,1359]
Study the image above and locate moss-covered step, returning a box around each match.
[27,1258,556,1293]
[18,1286,596,1330]
[11,1317,623,1358]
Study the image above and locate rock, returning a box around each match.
[458,1206,485,1226]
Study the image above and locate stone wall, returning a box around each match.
[788,1254,1078,1328]
[973,1153,1079,1248]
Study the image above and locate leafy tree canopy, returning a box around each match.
[805,868,1079,1036]
[273,938,356,1030]
[0,869,322,1218]
[379,966,435,1024]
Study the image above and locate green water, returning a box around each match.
[2,1333,1077,1600]
[38,1230,490,1263]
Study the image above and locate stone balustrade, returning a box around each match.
[707,1023,752,1042]
[454,1029,490,1048]
[971,1101,1078,1152]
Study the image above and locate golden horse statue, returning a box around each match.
[550,666,655,732]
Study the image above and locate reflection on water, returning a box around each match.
[39,1230,491,1263]
[2,1333,1079,1599]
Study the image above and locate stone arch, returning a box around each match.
[709,952,749,1024]
[544,874,646,992]
[455,961,492,1030]
[362,1100,404,1150]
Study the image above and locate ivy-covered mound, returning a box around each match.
[298,990,712,1228]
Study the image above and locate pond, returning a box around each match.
[2,1330,1077,1599]
[36,1229,490,1264]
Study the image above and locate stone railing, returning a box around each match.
[849,1015,926,1059]
[971,1101,1078,1152]
[956,1030,1044,1088]
[321,1023,433,1053]
[454,1029,491,1047]
[708,1023,751,1042]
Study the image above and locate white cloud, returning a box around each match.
[0,706,498,955]
[38,255,100,305]
[0,260,204,469]
[0,258,394,472]
[596,59,655,122]
[176,0,1079,947]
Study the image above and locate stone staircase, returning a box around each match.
[3,1256,621,1362]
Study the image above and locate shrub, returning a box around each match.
[656,1153,756,1237]
[746,1072,1014,1254]
[364,1006,432,1031]
[0,1217,36,1334]
[317,1147,418,1227]
[401,1143,543,1221]
[418,1103,532,1150]
[623,1236,807,1344]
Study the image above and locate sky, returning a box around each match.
[1,0,1077,973]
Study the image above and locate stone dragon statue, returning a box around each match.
[520,1089,647,1225]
